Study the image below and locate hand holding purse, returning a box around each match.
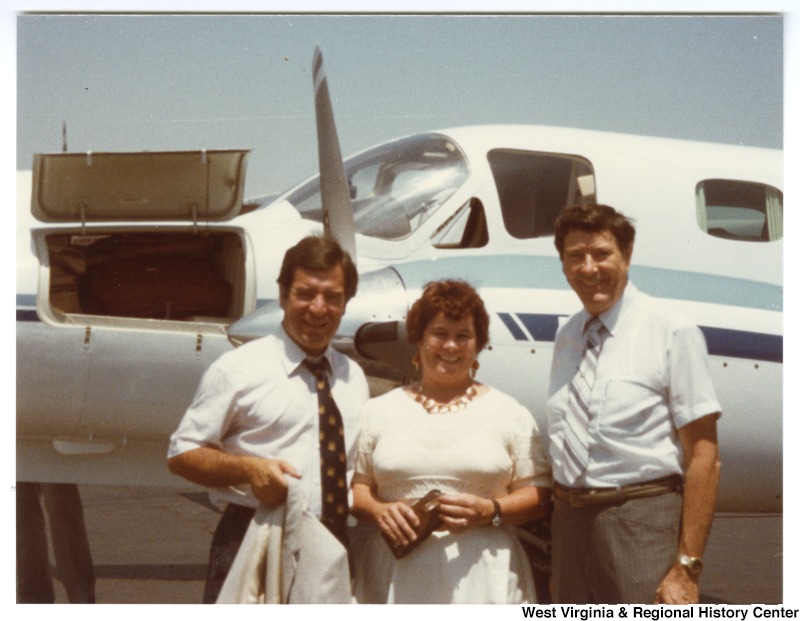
[382,489,443,559]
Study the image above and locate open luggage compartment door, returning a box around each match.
[31,149,249,223]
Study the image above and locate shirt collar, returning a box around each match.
[279,324,333,376]
[581,282,638,337]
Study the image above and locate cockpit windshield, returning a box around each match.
[285,134,469,240]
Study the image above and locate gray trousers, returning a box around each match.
[551,490,682,604]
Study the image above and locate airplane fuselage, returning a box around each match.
[16,125,783,512]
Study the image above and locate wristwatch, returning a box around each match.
[677,554,704,576]
[491,499,503,527]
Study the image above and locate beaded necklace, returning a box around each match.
[414,383,477,414]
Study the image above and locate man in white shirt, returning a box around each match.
[167,235,369,603]
[547,204,721,604]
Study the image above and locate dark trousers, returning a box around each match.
[16,482,96,604]
[551,490,682,604]
[203,503,256,604]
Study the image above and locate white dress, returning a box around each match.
[351,386,551,604]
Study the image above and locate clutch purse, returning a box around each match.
[382,489,443,559]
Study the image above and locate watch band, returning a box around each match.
[491,499,503,527]
[677,553,704,576]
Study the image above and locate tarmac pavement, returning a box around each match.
[32,485,783,605]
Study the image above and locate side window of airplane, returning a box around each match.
[487,149,596,239]
[696,179,783,242]
[431,197,489,249]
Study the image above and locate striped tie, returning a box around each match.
[561,317,607,485]
[304,357,349,548]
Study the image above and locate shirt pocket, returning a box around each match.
[599,378,667,439]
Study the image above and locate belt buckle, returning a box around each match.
[590,486,624,507]
[559,483,625,508]
[583,489,599,507]
[577,485,625,507]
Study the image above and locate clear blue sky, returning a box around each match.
[14,11,784,198]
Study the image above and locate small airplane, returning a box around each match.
[17,48,782,516]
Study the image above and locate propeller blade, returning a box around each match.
[312,46,357,262]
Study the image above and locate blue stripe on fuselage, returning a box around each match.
[513,313,562,342]
[496,311,782,363]
[394,255,781,362]
[701,327,783,364]
[497,313,527,340]
[16,294,37,322]
[17,309,39,322]
[496,312,564,343]
[18,254,783,363]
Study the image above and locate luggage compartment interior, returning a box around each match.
[45,231,245,322]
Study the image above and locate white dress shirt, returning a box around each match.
[168,325,369,513]
[547,283,721,488]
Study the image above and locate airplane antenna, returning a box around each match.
[312,46,357,262]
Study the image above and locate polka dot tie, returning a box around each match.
[304,357,349,548]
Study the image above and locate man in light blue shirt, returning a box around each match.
[547,204,721,605]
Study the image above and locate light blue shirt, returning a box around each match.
[168,325,369,512]
[547,283,721,488]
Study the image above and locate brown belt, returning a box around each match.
[554,475,683,508]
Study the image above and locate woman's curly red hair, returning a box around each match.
[406,279,490,351]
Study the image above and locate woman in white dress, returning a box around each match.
[351,279,552,604]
